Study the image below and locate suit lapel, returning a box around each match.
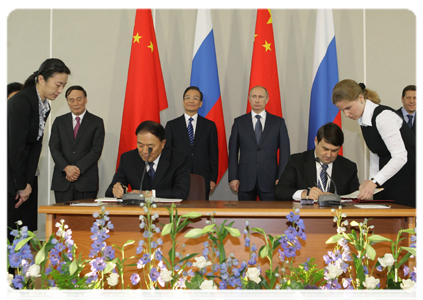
[65,113,75,142]
[192,116,205,149]
[177,115,192,148]
[74,111,90,145]
[304,150,317,188]
[259,111,274,146]
[330,158,342,193]
[152,147,170,187]
[242,113,258,145]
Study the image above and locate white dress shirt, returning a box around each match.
[292,151,333,200]
[184,113,198,134]
[358,100,407,185]
[72,110,87,128]
[251,110,266,131]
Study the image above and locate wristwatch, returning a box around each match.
[370,178,380,187]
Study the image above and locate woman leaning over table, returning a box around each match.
[332,79,415,208]
[7,58,71,238]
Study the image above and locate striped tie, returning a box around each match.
[188,117,194,146]
[317,164,329,192]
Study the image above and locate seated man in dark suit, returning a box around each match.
[106,121,190,199]
[274,122,360,201]
[396,85,416,135]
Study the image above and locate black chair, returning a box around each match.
[186,174,206,200]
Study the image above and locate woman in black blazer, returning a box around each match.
[7,58,70,235]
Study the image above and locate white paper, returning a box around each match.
[354,204,391,209]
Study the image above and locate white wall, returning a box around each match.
[6,9,416,238]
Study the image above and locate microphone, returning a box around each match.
[121,147,153,205]
[314,157,342,207]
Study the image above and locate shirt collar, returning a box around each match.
[401,107,415,118]
[358,99,378,127]
[72,110,87,122]
[184,113,198,123]
[251,110,267,119]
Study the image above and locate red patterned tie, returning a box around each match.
[74,117,80,139]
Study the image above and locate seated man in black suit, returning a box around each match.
[274,122,360,201]
[106,121,190,199]
[397,84,416,135]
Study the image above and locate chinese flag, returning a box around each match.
[116,9,168,170]
[247,9,282,117]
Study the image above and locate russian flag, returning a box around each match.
[307,9,342,154]
[190,9,228,185]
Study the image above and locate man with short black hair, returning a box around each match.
[106,121,190,199]
[397,85,416,135]
[274,122,360,201]
[49,85,105,203]
[165,86,218,199]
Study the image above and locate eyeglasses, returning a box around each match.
[184,96,200,101]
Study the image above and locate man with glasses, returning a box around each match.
[165,86,218,199]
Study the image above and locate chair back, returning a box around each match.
[186,174,206,200]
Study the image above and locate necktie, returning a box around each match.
[255,115,262,143]
[148,162,155,182]
[188,117,194,146]
[407,115,413,128]
[317,164,329,192]
[74,117,80,139]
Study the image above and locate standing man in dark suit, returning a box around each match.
[228,85,290,201]
[49,85,105,203]
[106,121,190,200]
[165,86,218,199]
[274,122,361,201]
[397,85,416,135]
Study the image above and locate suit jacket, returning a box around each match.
[228,111,290,192]
[8,85,49,195]
[105,146,190,199]
[49,111,105,192]
[273,149,360,201]
[165,115,218,192]
[397,108,420,143]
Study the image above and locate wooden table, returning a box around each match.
[39,200,416,288]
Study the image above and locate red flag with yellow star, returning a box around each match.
[247,9,282,117]
[116,9,168,170]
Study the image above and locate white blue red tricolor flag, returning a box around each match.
[308,9,342,155]
[190,9,228,184]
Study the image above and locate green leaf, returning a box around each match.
[260,245,269,258]
[201,224,216,234]
[368,234,392,243]
[69,259,78,276]
[325,234,344,244]
[400,246,416,257]
[251,227,266,235]
[123,240,135,247]
[402,228,416,234]
[15,236,33,251]
[366,243,376,260]
[161,223,173,236]
[224,226,240,237]
[34,245,46,265]
[350,220,360,227]
[104,261,116,274]
[181,212,202,219]
[184,228,204,239]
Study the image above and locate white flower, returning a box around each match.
[7,273,13,285]
[84,289,104,300]
[192,256,212,269]
[106,273,119,287]
[246,267,261,284]
[326,264,343,279]
[7,292,21,300]
[46,287,59,297]
[200,279,217,290]
[293,291,304,300]
[160,269,173,282]
[50,292,68,300]
[169,289,189,300]
[17,220,23,226]
[28,264,41,277]
[400,279,415,290]
[134,289,144,300]
[378,253,395,267]
[363,276,380,289]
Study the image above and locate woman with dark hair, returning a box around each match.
[332,79,415,207]
[7,58,71,233]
